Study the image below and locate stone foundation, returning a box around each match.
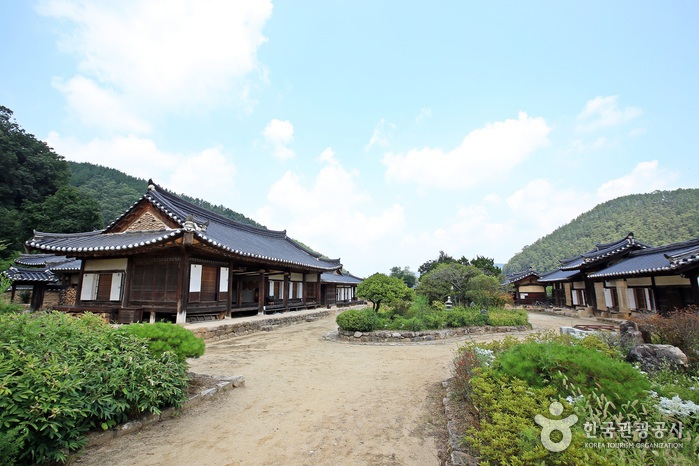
[336,325,531,343]
[189,310,332,342]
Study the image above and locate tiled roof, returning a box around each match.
[589,237,699,278]
[503,268,539,285]
[28,229,183,254]
[4,266,57,283]
[537,268,581,283]
[27,182,342,272]
[320,272,364,285]
[560,233,650,270]
[668,245,699,270]
[50,259,82,272]
[15,254,82,272]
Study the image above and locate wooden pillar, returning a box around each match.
[176,252,190,324]
[316,273,321,304]
[30,284,45,311]
[283,272,290,308]
[236,274,242,308]
[302,273,307,304]
[258,270,266,315]
[227,260,234,317]
[122,258,135,308]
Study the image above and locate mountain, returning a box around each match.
[68,162,264,228]
[504,189,699,274]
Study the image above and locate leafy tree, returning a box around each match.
[356,273,414,312]
[389,266,417,288]
[417,263,482,305]
[470,255,502,277]
[22,186,103,238]
[0,106,69,209]
[418,250,471,276]
[466,274,507,307]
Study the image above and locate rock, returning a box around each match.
[619,320,638,333]
[627,344,688,371]
[353,331,362,338]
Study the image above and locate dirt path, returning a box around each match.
[74,311,588,466]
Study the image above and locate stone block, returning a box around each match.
[116,420,143,437]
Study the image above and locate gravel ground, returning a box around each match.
[72,310,591,466]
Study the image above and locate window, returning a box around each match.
[80,272,123,302]
[628,287,655,311]
[131,262,178,302]
[603,287,619,309]
[306,282,317,301]
[189,264,222,302]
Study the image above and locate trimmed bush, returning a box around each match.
[336,308,379,332]
[118,322,205,362]
[493,341,650,405]
[486,309,528,326]
[444,306,489,327]
[0,312,189,464]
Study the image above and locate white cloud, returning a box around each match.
[257,148,405,265]
[382,112,551,190]
[576,96,642,132]
[37,0,273,129]
[52,75,151,133]
[45,132,238,206]
[262,119,295,160]
[597,160,679,201]
[365,118,393,151]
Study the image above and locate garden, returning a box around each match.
[450,307,699,465]
[0,285,205,465]
[336,262,527,333]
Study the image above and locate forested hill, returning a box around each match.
[68,162,264,228]
[504,189,699,275]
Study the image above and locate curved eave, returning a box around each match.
[194,232,341,272]
[26,230,184,254]
[581,244,636,266]
[589,266,673,279]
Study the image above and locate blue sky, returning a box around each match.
[1,1,697,278]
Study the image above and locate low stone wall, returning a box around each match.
[190,310,332,342]
[337,325,531,343]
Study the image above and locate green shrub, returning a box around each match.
[445,306,488,327]
[385,316,424,331]
[466,368,613,465]
[418,310,447,329]
[118,322,205,362]
[0,312,189,464]
[493,341,650,405]
[487,308,529,326]
[336,308,379,332]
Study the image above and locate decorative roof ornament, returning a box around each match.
[183,214,197,232]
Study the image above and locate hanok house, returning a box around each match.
[503,268,546,305]
[3,254,81,310]
[320,270,364,307]
[25,181,344,324]
[587,237,699,317]
[536,233,650,316]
